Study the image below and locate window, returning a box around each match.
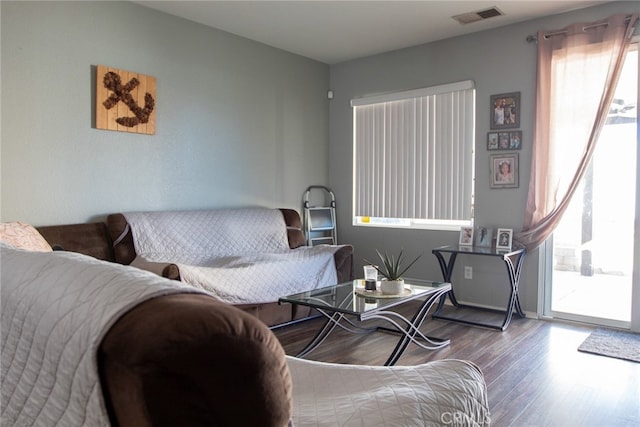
[352,80,475,230]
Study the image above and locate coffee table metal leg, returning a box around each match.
[295,311,344,358]
[295,310,378,358]
[363,287,451,366]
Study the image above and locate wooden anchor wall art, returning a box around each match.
[96,65,156,135]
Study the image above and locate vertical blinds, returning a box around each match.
[352,80,475,221]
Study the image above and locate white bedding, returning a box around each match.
[1,241,489,427]
[124,208,340,304]
[287,356,491,426]
[0,243,204,426]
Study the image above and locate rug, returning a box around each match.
[578,328,640,363]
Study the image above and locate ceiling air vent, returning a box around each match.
[452,7,504,25]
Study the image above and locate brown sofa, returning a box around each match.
[99,293,292,426]
[37,208,353,327]
[1,238,293,427]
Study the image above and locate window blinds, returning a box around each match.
[352,80,475,222]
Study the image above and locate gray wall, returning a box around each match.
[3,1,639,313]
[1,1,329,226]
[329,1,640,313]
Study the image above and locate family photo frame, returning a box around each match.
[459,226,474,246]
[490,153,519,189]
[475,227,493,248]
[490,92,520,130]
[496,228,513,251]
[487,130,522,150]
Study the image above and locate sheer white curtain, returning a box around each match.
[517,14,638,251]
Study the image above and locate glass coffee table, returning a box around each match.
[278,280,451,366]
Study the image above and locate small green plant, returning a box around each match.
[365,249,421,281]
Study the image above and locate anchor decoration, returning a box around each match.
[102,72,155,127]
[96,65,156,135]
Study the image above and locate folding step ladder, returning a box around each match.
[303,186,337,246]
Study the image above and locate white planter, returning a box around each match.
[380,279,404,295]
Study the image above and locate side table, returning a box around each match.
[432,244,526,331]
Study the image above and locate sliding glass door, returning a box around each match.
[545,43,639,330]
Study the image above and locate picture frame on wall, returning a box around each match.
[459,227,474,246]
[496,228,513,251]
[490,92,520,130]
[487,132,499,150]
[498,132,510,149]
[487,131,522,150]
[490,153,519,189]
[475,227,493,248]
[509,131,522,149]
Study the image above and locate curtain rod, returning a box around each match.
[526,15,633,43]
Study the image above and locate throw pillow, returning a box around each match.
[0,221,53,252]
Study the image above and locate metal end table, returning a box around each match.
[431,244,526,331]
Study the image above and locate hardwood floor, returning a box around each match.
[272,301,640,427]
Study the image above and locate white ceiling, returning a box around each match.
[135,1,611,64]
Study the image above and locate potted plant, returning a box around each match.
[365,249,421,295]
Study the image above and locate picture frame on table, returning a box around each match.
[459,227,474,246]
[475,227,493,247]
[496,228,513,251]
[490,92,520,130]
[490,153,519,189]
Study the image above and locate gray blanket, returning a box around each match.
[124,208,340,303]
[1,244,203,426]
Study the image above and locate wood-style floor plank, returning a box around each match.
[272,301,640,427]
